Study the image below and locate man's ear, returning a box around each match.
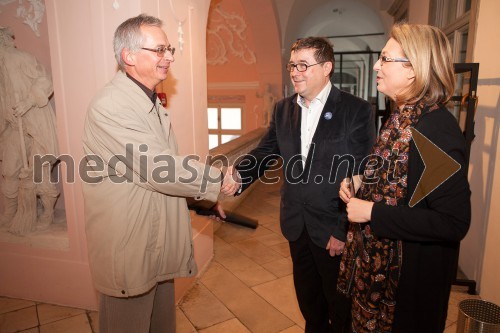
[324,61,333,77]
[122,48,135,66]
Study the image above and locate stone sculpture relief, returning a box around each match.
[0,27,59,235]
[256,84,276,127]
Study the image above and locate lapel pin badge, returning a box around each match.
[324,112,333,120]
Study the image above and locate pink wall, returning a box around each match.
[206,0,282,133]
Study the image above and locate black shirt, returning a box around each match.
[126,73,160,123]
[126,73,157,104]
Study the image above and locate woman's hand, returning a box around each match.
[346,198,374,223]
[339,177,355,203]
[339,175,363,204]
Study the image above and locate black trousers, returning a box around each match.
[289,228,352,333]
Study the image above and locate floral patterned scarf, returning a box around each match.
[337,103,435,332]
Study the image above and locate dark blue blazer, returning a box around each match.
[236,86,376,247]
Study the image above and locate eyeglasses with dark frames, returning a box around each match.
[286,61,325,72]
[378,55,410,66]
[141,45,176,57]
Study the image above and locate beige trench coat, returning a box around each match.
[82,71,220,297]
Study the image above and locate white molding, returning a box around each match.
[208,95,245,103]
[208,81,260,90]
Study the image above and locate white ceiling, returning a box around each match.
[271,0,396,98]
[274,0,395,54]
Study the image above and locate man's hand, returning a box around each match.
[326,235,345,257]
[221,165,241,196]
[208,201,226,221]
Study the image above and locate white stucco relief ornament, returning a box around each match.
[14,0,45,37]
[206,4,256,66]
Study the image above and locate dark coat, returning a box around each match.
[371,105,471,332]
[237,86,376,247]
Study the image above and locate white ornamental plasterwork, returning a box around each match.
[207,4,256,66]
[0,0,45,37]
[168,0,187,54]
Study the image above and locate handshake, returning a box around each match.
[191,165,258,228]
[220,165,242,197]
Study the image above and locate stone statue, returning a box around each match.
[256,84,276,127]
[0,27,59,234]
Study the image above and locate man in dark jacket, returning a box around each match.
[221,37,376,333]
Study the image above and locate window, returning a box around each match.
[430,0,478,62]
[439,0,472,27]
[432,0,478,135]
[207,105,243,149]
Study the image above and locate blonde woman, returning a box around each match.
[338,23,471,333]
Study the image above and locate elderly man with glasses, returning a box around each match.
[221,37,376,333]
[82,14,223,333]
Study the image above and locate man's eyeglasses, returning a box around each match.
[286,61,325,72]
[378,55,410,66]
[141,45,176,57]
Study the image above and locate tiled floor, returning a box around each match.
[0,177,480,333]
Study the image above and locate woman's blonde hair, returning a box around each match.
[391,23,455,106]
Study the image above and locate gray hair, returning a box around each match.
[113,14,163,71]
